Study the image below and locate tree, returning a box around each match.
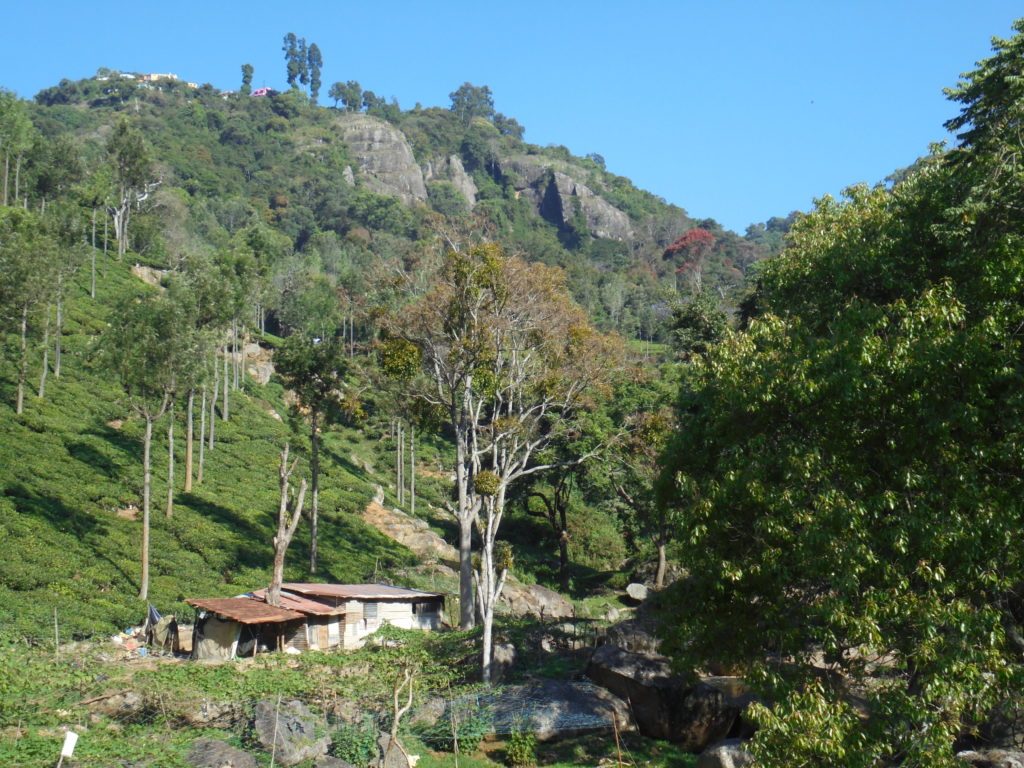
[307,43,323,104]
[240,63,254,96]
[329,80,362,111]
[449,82,495,125]
[275,334,349,575]
[103,293,186,600]
[663,227,715,292]
[0,90,34,206]
[282,33,301,89]
[656,23,1024,763]
[385,241,620,681]
[668,290,728,359]
[267,444,307,607]
[0,209,59,414]
[106,118,158,260]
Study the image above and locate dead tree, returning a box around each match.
[267,444,307,608]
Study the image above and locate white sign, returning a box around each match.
[61,731,78,758]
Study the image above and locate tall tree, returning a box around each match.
[0,209,59,413]
[385,241,620,681]
[282,33,301,89]
[449,82,495,125]
[307,43,323,104]
[240,63,254,96]
[103,293,185,600]
[267,444,307,607]
[656,21,1024,765]
[275,334,349,575]
[106,118,158,260]
[0,90,33,206]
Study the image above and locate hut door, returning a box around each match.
[317,621,329,649]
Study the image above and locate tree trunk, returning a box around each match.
[309,410,319,574]
[481,608,494,684]
[558,527,570,593]
[456,432,475,629]
[232,319,239,390]
[209,350,218,448]
[16,303,28,414]
[38,306,50,399]
[655,535,667,590]
[14,155,21,201]
[269,445,306,607]
[54,292,63,378]
[91,208,97,301]
[166,398,175,518]
[3,153,9,207]
[222,343,229,420]
[103,215,108,257]
[139,414,153,600]
[198,387,206,484]
[184,390,194,493]
[410,425,416,517]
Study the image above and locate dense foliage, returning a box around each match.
[657,19,1024,766]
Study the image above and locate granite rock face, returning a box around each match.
[422,154,478,208]
[334,114,427,204]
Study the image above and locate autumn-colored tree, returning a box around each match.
[664,227,715,292]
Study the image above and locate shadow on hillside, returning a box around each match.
[322,445,373,483]
[177,493,270,570]
[5,482,138,592]
[89,423,140,462]
[66,439,121,478]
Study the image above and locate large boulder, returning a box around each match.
[334,114,426,204]
[696,738,754,768]
[586,644,742,750]
[488,679,633,741]
[253,699,330,767]
[957,750,1024,768]
[501,581,574,619]
[187,739,258,768]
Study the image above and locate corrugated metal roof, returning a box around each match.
[186,597,304,624]
[282,583,444,601]
[248,589,346,616]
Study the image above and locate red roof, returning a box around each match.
[249,588,345,615]
[186,597,304,624]
[282,583,444,601]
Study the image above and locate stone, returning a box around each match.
[500,582,574,619]
[492,643,517,684]
[253,699,330,767]
[586,645,741,750]
[625,583,649,602]
[376,732,415,768]
[696,738,754,768]
[361,500,458,567]
[957,749,1024,768]
[334,114,426,204]
[187,738,258,768]
[317,757,358,768]
[178,697,244,729]
[486,679,632,741]
[602,618,661,655]
[87,691,144,720]
[422,155,478,208]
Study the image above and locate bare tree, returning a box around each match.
[267,444,307,608]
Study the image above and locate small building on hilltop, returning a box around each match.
[187,583,444,660]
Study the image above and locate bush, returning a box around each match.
[331,716,379,766]
[504,728,537,767]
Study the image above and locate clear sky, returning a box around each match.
[0,1,1019,233]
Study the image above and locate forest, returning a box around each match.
[2,20,1024,768]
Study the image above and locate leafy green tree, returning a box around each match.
[449,82,494,125]
[656,22,1024,765]
[282,33,301,88]
[385,241,621,681]
[0,209,59,413]
[668,290,728,359]
[307,43,323,104]
[240,63,254,96]
[275,334,349,574]
[106,118,157,259]
[0,90,34,206]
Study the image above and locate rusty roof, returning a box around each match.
[248,589,346,616]
[186,597,304,624]
[282,583,444,601]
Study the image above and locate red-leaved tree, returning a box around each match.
[664,228,715,292]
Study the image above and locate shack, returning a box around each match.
[187,583,444,660]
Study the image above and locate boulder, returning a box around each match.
[361,501,457,566]
[334,114,426,204]
[696,738,754,768]
[317,757,358,768]
[501,582,574,619]
[253,699,330,767]
[625,583,649,602]
[487,679,633,741]
[957,749,1024,768]
[375,732,416,768]
[187,739,258,768]
[492,643,517,684]
[602,619,661,655]
[87,690,144,721]
[586,645,741,750]
[178,697,244,729]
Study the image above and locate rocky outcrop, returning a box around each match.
[957,750,1024,768]
[422,154,478,208]
[586,645,744,750]
[253,699,330,767]
[188,739,258,768]
[500,157,633,242]
[333,114,426,204]
[501,581,574,619]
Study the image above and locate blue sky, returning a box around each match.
[0,2,1018,232]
